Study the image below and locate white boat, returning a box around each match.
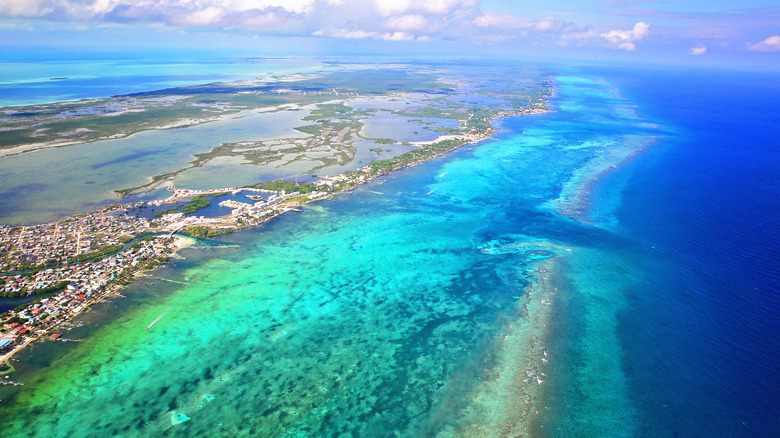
[146,311,168,330]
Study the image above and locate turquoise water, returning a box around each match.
[0,54,326,107]
[0,72,656,436]
[2,65,778,437]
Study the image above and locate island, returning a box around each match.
[0,64,553,366]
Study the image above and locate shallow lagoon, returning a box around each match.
[0,109,311,224]
[359,111,460,142]
[446,93,507,107]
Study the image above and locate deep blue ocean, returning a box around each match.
[587,66,780,436]
[0,59,777,437]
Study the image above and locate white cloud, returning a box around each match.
[474,12,534,28]
[560,28,597,43]
[748,35,780,52]
[228,1,315,15]
[0,0,663,53]
[373,0,413,16]
[379,31,415,41]
[534,16,563,32]
[0,0,311,25]
[184,7,223,27]
[688,46,707,55]
[314,28,377,39]
[385,14,428,32]
[310,0,473,42]
[314,28,421,42]
[600,22,650,51]
[89,0,121,16]
[0,0,55,17]
[0,0,477,38]
[373,0,473,16]
[473,12,565,32]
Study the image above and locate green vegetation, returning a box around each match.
[367,138,466,174]
[154,195,213,217]
[30,281,69,296]
[294,121,355,136]
[130,235,157,249]
[247,180,319,194]
[302,103,353,121]
[392,107,465,120]
[72,244,124,262]
[181,226,233,239]
[6,316,23,324]
[183,196,212,214]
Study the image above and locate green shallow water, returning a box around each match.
[0,73,658,437]
[2,192,550,437]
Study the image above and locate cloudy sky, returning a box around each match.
[1,0,778,65]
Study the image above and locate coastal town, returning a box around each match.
[0,96,550,369]
[0,234,180,357]
[0,183,327,358]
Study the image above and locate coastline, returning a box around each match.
[0,235,193,366]
[0,71,674,436]
[0,105,549,369]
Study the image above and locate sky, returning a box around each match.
[1,0,778,67]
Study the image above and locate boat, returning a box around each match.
[146,311,168,330]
